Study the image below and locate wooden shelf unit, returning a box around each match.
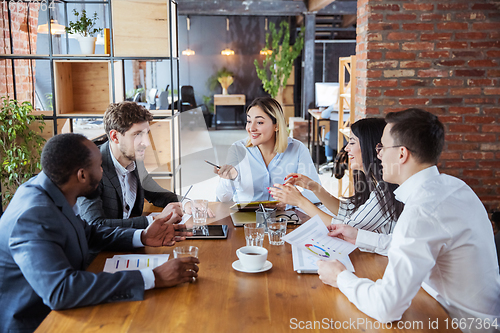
[338,55,356,198]
[111,0,178,57]
[281,67,295,125]
[0,0,182,195]
[54,60,124,116]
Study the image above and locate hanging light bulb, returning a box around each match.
[37,18,66,35]
[260,49,272,56]
[221,17,234,56]
[182,16,195,56]
[260,18,272,56]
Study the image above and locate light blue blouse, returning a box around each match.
[216,137,321,203]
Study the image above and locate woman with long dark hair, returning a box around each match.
[269,118,403,234]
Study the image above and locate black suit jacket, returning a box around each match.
[78,141,179,228]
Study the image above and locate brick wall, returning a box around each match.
[0,2,40,103]
[356,0,500,211]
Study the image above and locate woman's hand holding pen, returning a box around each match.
[268,183,306,208]
[284,173,321,193]
[215,164,238,181]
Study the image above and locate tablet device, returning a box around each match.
[186,225,228,239]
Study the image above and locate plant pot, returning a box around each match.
[218,76,233,95]
[203,112,213,128]
[78,36,97,54]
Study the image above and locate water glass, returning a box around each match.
[267,218,287,245]
[256,208,276,233]
[192,199,209,225]
[173,246,199,259]
[173,246,199,282]
[244,223,265,247]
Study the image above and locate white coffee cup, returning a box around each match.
[236,246,268,271]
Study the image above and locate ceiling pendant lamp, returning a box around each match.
[260,18,272,56]
[221,17,234,56]
[37,18,66,35]
[182,16,195,56]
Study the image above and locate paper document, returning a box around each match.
[180,214,191,225]
[292,245,354,273]
[148,212,191,225]
[282,215,357,261]
[103,254,169,273]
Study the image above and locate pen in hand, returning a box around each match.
[205,160,221,169]
[181,185,193,203]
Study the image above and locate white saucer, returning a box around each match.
[232,260,272,273]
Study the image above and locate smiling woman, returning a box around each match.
[214,97,320,204]
[269,118,404,241]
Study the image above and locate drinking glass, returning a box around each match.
[173,246,199,282]
[173,245,199,259]
[191,199,209,225]
[244,223,265,247]
[267,218,287,245]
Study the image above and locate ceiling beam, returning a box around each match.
[341,14,357,27]
[307,0,336,13]
[177,0,357,16]
[177,0,307,16]
[317,1,357,15]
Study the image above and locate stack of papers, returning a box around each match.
[103,254,169,273]
[282,215,357,273]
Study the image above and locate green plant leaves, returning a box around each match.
[0,96,46,207]
[65,9,103,37]
[254,21,305,98]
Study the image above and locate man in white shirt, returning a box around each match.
[317,108,500,333]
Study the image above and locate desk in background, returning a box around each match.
[214,94,246,130]
[36,202,458,333]
[308,109,330,172]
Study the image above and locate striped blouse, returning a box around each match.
[333,190,396,235]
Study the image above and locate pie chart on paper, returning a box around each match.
[305,244,331,258]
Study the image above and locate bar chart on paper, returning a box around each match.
[103,254,170,273]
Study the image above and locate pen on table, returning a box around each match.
[181,185,193,203]
[205,160,221,169]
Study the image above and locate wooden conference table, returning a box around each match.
[36,202,458,333]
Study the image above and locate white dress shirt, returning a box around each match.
[74,204,155,290]
[216,137,321,203]
[109,147,154,225]
[109,147,137,219]
[337,166,500,332]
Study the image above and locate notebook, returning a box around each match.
[230,211,257,226]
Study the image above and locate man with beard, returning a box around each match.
[0,133,199,332]
[78,101,182,229]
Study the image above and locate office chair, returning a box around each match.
[180,85,198,112]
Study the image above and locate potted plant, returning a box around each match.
[0,97,46,208]
[202,95,214,128]
[65,9,103,54]
[208,67,234,95]
[254,21,304,103]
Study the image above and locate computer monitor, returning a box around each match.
[315,82,340,108]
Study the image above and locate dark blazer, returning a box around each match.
[78,141,179,229]
[0,172,144,333]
